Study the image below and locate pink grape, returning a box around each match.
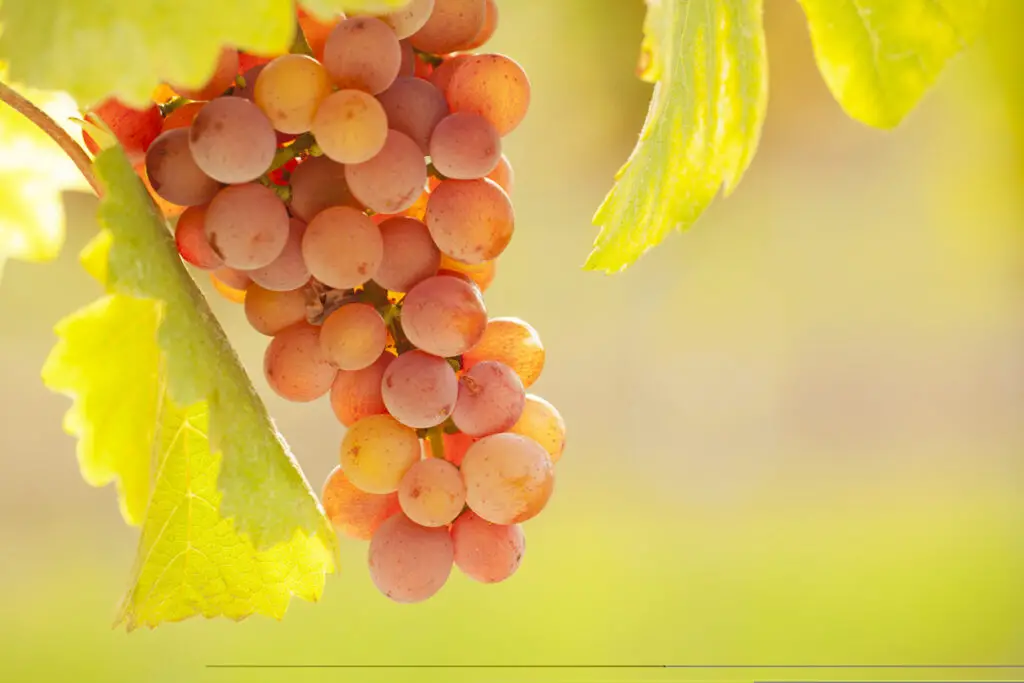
[323,16,401,94]
[263,322,337,402]
[368,512,454,603]
[174,205,222,270]
[203,183,290,270]
[247,218,311,291]
[452,360,526,437]
[398,40,416,77]
[408,0,486,55]
[301,206,383,289]
[460,433,554,525]
[244,284,308,336]
[320,303,387,371]
[374,216,441,293]
[376,76,449,154]
[344,129,427,215]
[381,349,458,429]
[398,458,466,527]
[429,112,501,180]
[144,128,221,207]
[451,509,525,583]
[340,414,421,494]
[288,155,362,221]
[400,274,487,358]
[188,96,277,183]
[330,352,394,426]
[424,178,513,264]
[322,465,401,541]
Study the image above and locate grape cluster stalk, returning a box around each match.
[80,0,567,603]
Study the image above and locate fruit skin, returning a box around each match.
[451,509,525,584]
[368,513,454,604]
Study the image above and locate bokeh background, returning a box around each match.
[1,1,1022,681]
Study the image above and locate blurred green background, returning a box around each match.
[1,1,1022,681]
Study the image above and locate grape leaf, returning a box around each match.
[0,0,414,109]
[302,0,412,21]
[797,0,988,129]
[585,0,768,273]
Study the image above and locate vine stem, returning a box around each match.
[426,426,446,459]
[0,80,103,197]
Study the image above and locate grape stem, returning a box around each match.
[0,80,103,196]
[426,426,446,459]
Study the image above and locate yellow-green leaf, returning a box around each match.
[797,0,989,129]
[585,0,768,273]
[117,399,334,631]
[301,0,413,21]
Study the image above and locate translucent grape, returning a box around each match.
[210,267,250,304]
[204,183,290,270]
[368,513,453,603]
[459,0,499,50]
[322,465,400,541]
[429,112,501,179]
[301,206,383,289]
[438,253,496,292]
[244,283,309,336]
[330,352,394,426]
[462,317,545,388]
[400,274,487,357]
[323,16,402,94]
[381,0,435,38]
[299,8,342,61]
[398,40,416,77]
[320,303,388,371]
[430,53,471,95]
[144,128,222,207]
[189,96,277,183]
[508,394,566,463]
[447,54,531,136]
[161,101,204,132]
[247,218,311,292]
[288,156,362,222]
[174,205,222,270]
[254,54,333,134]
[381,349,458,429]
[442,430,477,467]
[171,47,239,100]
[402,187,430,221]
[340,414,421,494]
[460,433,554,525]
[311,89,389,164]
[345,129,428,215]
[263,322,337,402]
[135,161,186,219]
[452,360,526,437]
[376,76,449,153]
[451,509,524,583]
[82,98,163,162]
[425,178,513,264]
[486,153,514,195]
[409,0,486,54]
[374,216,441,293]
[398,457,466,527]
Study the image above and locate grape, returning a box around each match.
[447,54,531,136]
[462,317,545,388]
[368,513,454,603]
[486,153,514,195]
[171,47,239,100]
[508,394,566,463]
[320,303,388,371]
[144,128,221,207]
[210,267,250,304]
[135,161,186,219]
[340,414,421,494]
[301,206,383,289]
[424,178,513,264]
[400,275,487,357]
[381,0,435,39]
[247,218,311,292]
[398,458,466,527]
[402,187,430,221]
[299,8,342,62]
[381,349,458,429]
[452,360,525,437]
[244,283,309,336]
[204,183,290,270]
[461,433,554,525]
[376,77,449,153]
[459,0,499,50]
[322,465,400,541]
[409,0,486,55]
[398,40,416,77]
[345,130,428,214]
[161,101,205,132]
[254,54,333,134]
[429,112,502,179]
[189,97,277,183]
[288,156,362,221]
[451,509,524,583]
[174,205,222,270]
[263,322,337,402]
[82,98,162,162]
[374,216,441,293]
[330,352,394,426]
[323,16,401,94]
[438,253,496,292]
[311,89,389,164]
[430,54,471,96]
[442,430,477,467]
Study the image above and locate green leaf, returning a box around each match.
[585,0,768,273]
[797,0,989,129]
[0,0,416,108]
[42,147,336,627]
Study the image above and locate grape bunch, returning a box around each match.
[80,0,566,603]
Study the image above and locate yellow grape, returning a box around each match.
[254,54,332,134]
[508,394,566,463]
[311,89,389,164]
[244,283,308,337]
[462,317,545,388]
[340,414,422,494]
